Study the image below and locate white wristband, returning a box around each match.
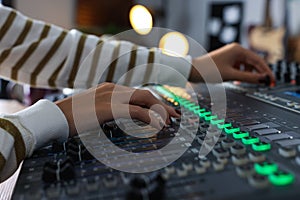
[3,100,69,155]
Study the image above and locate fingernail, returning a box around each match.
[270,81,276,87]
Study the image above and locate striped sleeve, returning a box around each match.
[0,4,192,89]
[0,118,26,182]
[0,100,69,182]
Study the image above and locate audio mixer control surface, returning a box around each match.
[13,61,300,200]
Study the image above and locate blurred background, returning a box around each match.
[1,0,300,103]
[10,0,300,52]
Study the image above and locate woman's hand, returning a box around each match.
[190,43,276,84]
[55,83,180,137]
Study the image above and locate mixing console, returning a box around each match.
[12,60,300,200]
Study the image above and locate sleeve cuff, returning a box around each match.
[4,100,69,155]
[158,53,192,87]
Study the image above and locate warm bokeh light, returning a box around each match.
[129,5,153,35]
[159,32,189,57]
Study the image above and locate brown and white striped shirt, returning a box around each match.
[0,4,192,182]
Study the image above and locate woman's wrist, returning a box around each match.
[55,99,77,137]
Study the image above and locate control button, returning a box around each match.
[171,117,181,126]
[258,75,271,86]
[204,114,218,121]
[269,96,278,101]
[232,154,249,166]
[238,120,260,126]
[66,181,80,195]
[194,164,207,174]
[42,158,75,183]
[211,119,224,125]
[276,60,282,81]
[264,133,292,142]
[127,173,165,200]
[268,170,295,186]
[217,156,228,165]
[130,176,147,189]
[257,93,264,97]
[191,106,202,111]
[212,147,230,158]
[213,142,222,149]
[199,124,210,132]
[176,167,188,177]
[264,94,272,99]
[52,140,66,153]
[59,159,76,181]
[199,119,206,126]
[221,138,235,149]
[242,136,260,145]
[217,122,232,129]
[295,156,300,166]
[186,104,198,111]
[294,104,300,109]
[67,138,80,149]
[203,137,214,145]
[196,135,205,144]
[103,174,118,188]
[224,126,240,134]
[278,146,296,158]
[67,144,94,162]
[194,108,206,115]
[276,139,300,147]
[188,103,199,110]
[254,161,278,175]
[82,148,94,160]
[233,131,249,139]
[230,144,246,155]
[161,172,170,180]
[236,163,255,178]
[164,166,175,174]
[42,162,57,183]
[102,122,119,135]
[253,92,261,96]
[182,121,191,127]
[263,94,273,99]
[255,128,280,135]
[199,111,211,118]
[248,151,266,163]
[85,178,100,192]
[252,142,271,152]
[284,66,291,83]
[67,148,80,162]
[206,128,221,137]
[199,157,211,168]
[212,160,225,171]
[188,115,199,122]
[182,162,193,171]
[186,125,198,133]
[46,184,62,198]
[296,64,300,85]
[248,174,270,189]
[244,124,269,131]
[287,101,296,107]
[213,133,227,143]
